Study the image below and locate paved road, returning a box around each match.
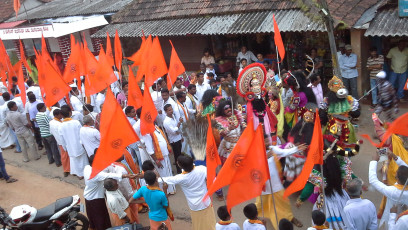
[0,103,402,229]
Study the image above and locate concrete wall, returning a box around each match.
[350,29,371,98]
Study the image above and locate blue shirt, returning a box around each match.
[339,53,358,79]
[133,186,168,221]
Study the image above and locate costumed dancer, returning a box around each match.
[265,73,285,139]
[374,71,399,122]
[236,63,277,146]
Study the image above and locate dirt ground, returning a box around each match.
[0,102,404,229]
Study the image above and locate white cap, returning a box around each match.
[376,71,386,79]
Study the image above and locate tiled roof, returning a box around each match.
[327,0,380,27]
[365,7,408,37]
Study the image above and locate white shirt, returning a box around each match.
[195,82,211,102]
[162,165,210,211]
[162,98,181,122]
[24,99,41,114]
[71,111,84,125]
[132,120,155,162]
[58,119,86,157]
[216,222,241,230]
[11,97,25,113]
[127,116,137,127]
[369,161,408,227]
[163,115,182,143]
[70,95,83,114]
[243,219,266,230]
[83,165,122,200]
[27,86,43,101]
[105,189,129,219]
[49,119,63,145]
[106,163,135,200]
[185,94,198,117]
[262,156,284,195]
[343,198,378,230]
[389,213,408,230]
[95,93,105,113]
[79,126,100,157]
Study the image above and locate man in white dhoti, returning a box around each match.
[80,115,100,157]
[58,106,89,179]
[0,94,17,149]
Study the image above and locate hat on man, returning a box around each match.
[345,44,352,50]
[376,71,386,79]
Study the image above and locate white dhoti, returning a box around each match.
[69,153,89,177]
[157,155,176,194]
[0,124,15,148]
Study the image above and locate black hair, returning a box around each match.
[263,60,269,65]
[209,79,216,85]
[125,106,135,115]
[187,84,196,91]
[60,105,72,118]
[176,92,185,100]
[53,109,61,117]
[216,100,232,117]
[26,78,34,86]
[312,210,326,226]
[278,218,293,230]
[324,154,344,197]
[240,58,247,63]
[217,206,231,221]
[203,48,210,54]
[157,79,164,85]
[243,203,258,220]
[136,107,142,118]
[142,160,155,172]
[7,101,16,110]
[177,155,194,172]
[175,78,182,82]
[152,83,158,91]
[293,71,317,104]
[161,89,169,95]
[2,92,10,101]
[397,166,408,185]
[12,76,17,82]
[103,178,117,191]
[201,89,218,107]
[309,73,320,83]
[164,104,172,112]
[289,120,314,145]
[28,93,36,102]
[207,72,214,78]
[310,48,317,53]
[121,81,128,88]
[83,104,93,113]
[144,170,157,186]
[197,72,204,78]
[369,46,377,52]
[36,103,45,111]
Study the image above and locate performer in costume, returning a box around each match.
[265,74,285,138]
[236,63,277,146]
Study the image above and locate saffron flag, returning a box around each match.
[82,39,100,96]
[167,40,185,90]
[135,35,152,82]
[284,110,323,198]
[127,68,143,109]
[114,30,123,78]
[90,88,140,178]
[18,40,32,74]
[105,32,115,68]
[206,114,221,190]
[63,35,81,84]
[140,90,157,135]
[0,39,14,89]
[14,0,21,17]
[128,34,146,66]
[144,36,167,88]
[13,61,26,106]
[273,14,285,62]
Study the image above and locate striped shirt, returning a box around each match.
[35,112,52,137]
[366,55,384,79]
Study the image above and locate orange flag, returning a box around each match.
[18,40,32,74]
[284,110,323,198]
[128,34,146,66]
[114,30,123,78]
[82,39,99,96]
[167,40,185,90]
[90,88,140,178]
[14,0,21,17]
[273,14,285,62]
[105,32,115,68]
[206,114,221,190]
[144,36,167,88]
[0,39,14,89]
[63,35,81,84]
[135,35,152,82]
[140,90,157,135]
[13,61,26,106]
[127,68,143,109]
[39,59,71,107]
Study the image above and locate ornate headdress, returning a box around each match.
[236,63,267,101]
[328,76,344,93]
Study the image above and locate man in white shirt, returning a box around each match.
[161,155,216,230]
[171,78,186,96]
[70,86,84,114]
[26,79,43,102]
[49,109,70,177]
[79,115,100,157]
[236,46,258,68]
[185,84,198,119]
[94,89,106,114]
[389,205,408,230]
[343,178,377,230]
[58,106,89,179]
[124,106,137,127]
[0,93,18,150]
[161,89,181,123]
[369,150,408,228]
[163,104,183,174]
[195,73,211,102]
[340,44,359,98]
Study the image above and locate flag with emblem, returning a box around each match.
[91,88,140,178]
[167,40,185,89]
[63,35,81,84]
[144,36,167,88]
[82,38,100,96]
[135,35,152,82]
[206,122,270,210]
[284,110,323,198]
[206,114,221,190]
[127,68,143,109]
[140,89,157,135]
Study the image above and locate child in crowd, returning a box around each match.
[205,63,217,81]
[278,219,293,230]
[243,203,266,230]
[307,210,332,230]
[104,178,135,226]
[216,205,241,230]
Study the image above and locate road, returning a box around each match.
[0,103,403,229]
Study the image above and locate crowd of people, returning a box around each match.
[0,40,408,230]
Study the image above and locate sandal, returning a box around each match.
[291,217,303,228]
[6,178,18,183]
[138,206,148,213]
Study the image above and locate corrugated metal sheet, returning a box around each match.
[93,10,326,38]
[365,8,408,37]
[6,0,133,21]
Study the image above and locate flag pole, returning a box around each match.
[268,177,280,228]
[275,46,281,78]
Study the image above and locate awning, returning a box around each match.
[0,20,27,29]
[365,8,408,37]
[92,10,326,38]
[0,15,108,40]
